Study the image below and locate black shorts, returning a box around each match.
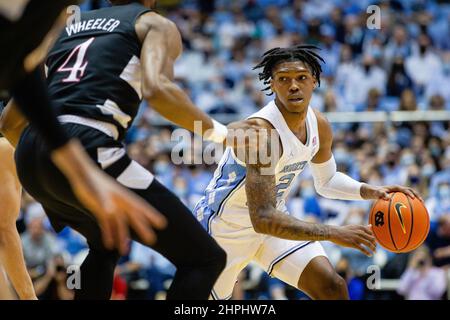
[15,122,218,263]
[0,0,76,89]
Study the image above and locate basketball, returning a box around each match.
[369,192,430,253]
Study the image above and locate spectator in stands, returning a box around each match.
[32,254,74,300]
[427,214,450,268]
[342,54,387,107]
[21,215,59,272]
[386,57,413,97]
[426,182,450,222]
[397,245,447,300]
[405,34,442,96]
[384,25,413,67]
[399,89,418,111]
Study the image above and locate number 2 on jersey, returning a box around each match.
[275,173,295,198]
[57,37,95,82]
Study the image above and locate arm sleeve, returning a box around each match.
[11,67,70,150]
[310,155,364,201]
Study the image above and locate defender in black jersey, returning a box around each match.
[0,0,166,272]
[0,0,157,300]
[12,0,260,300]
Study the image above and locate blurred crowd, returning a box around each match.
[14,0,450,300]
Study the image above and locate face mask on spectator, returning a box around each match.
[154,161,169,174]
[430,145,441,158]
[400,154,415,166]
[443,63,450,76]
[410,175,420,185]
[422,164,436,178]
[438,185,450,199]
[419,44,427,55]
[174,184,187,197]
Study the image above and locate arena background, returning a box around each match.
[15,0,450,300]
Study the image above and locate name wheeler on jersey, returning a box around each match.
[45,3,151,140]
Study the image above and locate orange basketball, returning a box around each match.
[369,192,430,253]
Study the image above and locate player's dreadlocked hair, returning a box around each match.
[253,44,325,96]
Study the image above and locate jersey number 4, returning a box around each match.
[57,37,95,82]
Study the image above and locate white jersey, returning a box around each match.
[195,100,320,230]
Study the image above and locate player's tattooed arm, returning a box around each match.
[244,130,332,241]
[246,165,376,256]
[246,164,332,241]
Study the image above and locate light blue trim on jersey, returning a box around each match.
[194,148,247,234]
[206,151,247,214]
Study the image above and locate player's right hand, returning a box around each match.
[51,140,167,255]
[71,166,167,255]
[330,224,377,256]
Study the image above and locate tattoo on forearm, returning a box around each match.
[246,164,332,241]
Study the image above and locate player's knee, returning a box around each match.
[322,274,348,299]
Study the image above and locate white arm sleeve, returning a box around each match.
[310,155,364,200]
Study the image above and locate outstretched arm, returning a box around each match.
[138,13,263,145]
[139,13,218,138]
[310,110,421,201]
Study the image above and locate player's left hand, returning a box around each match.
[360,184,423,201]
[225,119,270,150]
[225,119,272,158]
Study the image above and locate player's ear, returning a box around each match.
[270,79,275,93]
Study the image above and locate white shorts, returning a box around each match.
[208,216,328,300]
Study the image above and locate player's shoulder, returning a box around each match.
[137,11,177,30]
[311,107,332,135]
[135,11,179,43]
[311,108,330,126]
[246,117,276,130]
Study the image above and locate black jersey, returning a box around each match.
[46,3,151,140]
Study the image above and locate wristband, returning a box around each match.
[204,119,228,143]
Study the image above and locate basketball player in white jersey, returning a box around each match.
[194,45,420,300]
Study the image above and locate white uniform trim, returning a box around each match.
[58,114,119,140]
[120,55,143,100]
